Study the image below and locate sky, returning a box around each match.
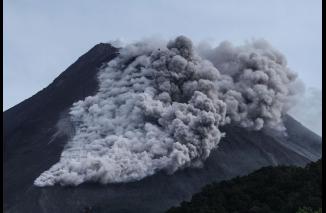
[3,0,322,116]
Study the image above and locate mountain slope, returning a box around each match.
[3,44,322,213]
[3,43,119,211]
[167,159,322,213]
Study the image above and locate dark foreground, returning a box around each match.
[167,159,322,213]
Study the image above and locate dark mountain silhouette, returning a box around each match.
[3,44,322,213]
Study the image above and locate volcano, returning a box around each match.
[3,43,322,213]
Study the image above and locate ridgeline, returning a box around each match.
[167,159,322,213]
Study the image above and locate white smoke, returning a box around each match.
[34,36,301,186]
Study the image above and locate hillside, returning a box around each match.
[167,159,322,213]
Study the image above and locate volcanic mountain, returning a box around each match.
[3,43,322,213]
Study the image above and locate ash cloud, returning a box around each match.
[34,36,302,187]
[198,39,303,131]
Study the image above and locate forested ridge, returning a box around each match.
[167,159,322,213]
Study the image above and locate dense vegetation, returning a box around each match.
[167,159,322,213]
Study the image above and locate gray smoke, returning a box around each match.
[199,40,303,131]
[34,36,301,187]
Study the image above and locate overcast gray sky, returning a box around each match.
[3,0,322,111]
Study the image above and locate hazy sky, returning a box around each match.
[3,0,322,110]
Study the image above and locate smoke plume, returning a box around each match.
[199,39,302,131]
[34,36,301,186]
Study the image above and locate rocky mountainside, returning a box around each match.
[3,43,322,213]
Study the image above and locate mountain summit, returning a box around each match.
[3,42,321,213]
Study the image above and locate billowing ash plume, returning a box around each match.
[199,40,302,131]
[34,36,301,187]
